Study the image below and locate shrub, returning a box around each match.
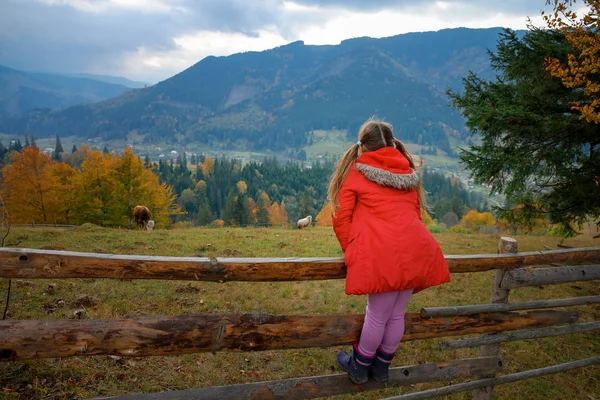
[449,225,472,234]
[428,224,448,233]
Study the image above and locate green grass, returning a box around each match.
[303,129,352,162]
[1,227,599,399]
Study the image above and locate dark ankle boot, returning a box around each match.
[336,344,374,384]
[369,348,395,383]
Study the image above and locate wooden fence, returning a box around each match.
[0,238,599,399]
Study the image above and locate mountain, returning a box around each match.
[60,73,149,88]
[0,28,509,152]
[0,65,132,117]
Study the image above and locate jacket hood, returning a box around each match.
[355,147,420,190]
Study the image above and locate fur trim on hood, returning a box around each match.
[355,163,420,190]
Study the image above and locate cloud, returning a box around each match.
[291,0,545,14]
[0,0,553,83]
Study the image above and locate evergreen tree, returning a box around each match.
[11,139,23,152]
[198,201,213,226]
[71,144,78,154]
[30,136,37,148]
[25,136,30,148]
[103,146,110,155]
[233,194,251,226]
[144,154,151,167]
[53,135,64,161]
[222,191,237,226]
[298,190,314,219]
[448,28,600,234]
[0,141,7,161]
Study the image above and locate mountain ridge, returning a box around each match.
[0,65,132,117]
[0,27,517,153]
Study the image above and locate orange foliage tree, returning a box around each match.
[1,147,67,224]
[544,0,600,123]
[198,157,215,178]
[2,146,177,228]
[280,201,289,227]
[268,202,282,227]
[315,203,333,226]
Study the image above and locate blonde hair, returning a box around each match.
[328,118,427,214]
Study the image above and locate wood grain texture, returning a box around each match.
[472,236,516,400]
[420,295,600,317]
[439,321,600,350]
[382,356,600,400]
[501,264,600,289]
[0,310,579,361]
[95,357,504,400]
[1,246,599,281]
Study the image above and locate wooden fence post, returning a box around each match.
[472,236,517,400]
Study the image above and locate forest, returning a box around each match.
[0,138,487,229]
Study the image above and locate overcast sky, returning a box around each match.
[0,0,552,83]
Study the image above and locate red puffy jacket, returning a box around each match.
[332,147,450,295]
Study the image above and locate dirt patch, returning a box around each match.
[223,248,240,256]
[74,295,99,308]
[43,283,57,295]
[40,245,66,250]
[175,283,200,293]
[42,298,65,314]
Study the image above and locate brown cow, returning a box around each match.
[133,205,151,229]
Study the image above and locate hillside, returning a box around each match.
[0,28,509,152]
[0,65,132,117]
[60,73,149,88]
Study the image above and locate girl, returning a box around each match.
[329,119,450,384]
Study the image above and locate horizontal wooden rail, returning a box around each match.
[1,247,599,281]
[381,355,600,400]
[420,295,600,318]
[501,264,600,289]
[0,310,578,361]
[96,356,504,400]
[439,321,600,350]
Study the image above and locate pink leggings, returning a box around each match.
[357,289,413,356]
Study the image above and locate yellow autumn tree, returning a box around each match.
[69,148,177,227]
[1,147,68,224]
[544,0,600,123]
[421,208,434,227]
[461,210,497,231]
[268,202,282,227]
[66,143,94,170]
[315,203,333,226]
[69,149,119,226]
[236,180,248,195]
[113,147,150,226]
[51,162,77,224]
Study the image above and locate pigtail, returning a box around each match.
[394,138,428,210]
[328,144,361,215]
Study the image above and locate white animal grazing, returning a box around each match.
[297,215,312,229]
[146,220,155,231]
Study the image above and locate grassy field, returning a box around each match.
[1,226,599,400]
